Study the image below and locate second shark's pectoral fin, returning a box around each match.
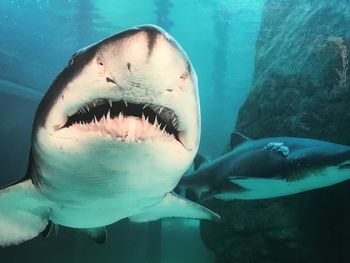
[0,180,50,247]
[129,192,220,222]
[200,180,248,201]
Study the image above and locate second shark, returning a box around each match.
[178,133,350,200]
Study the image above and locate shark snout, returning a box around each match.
[97,25,193,90]
[91,25,200,151]
[304,143,350,167]
[36,24,199,164]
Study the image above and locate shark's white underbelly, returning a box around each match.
[33,137,190,228]
[39,165,181,228]
[49,193,162,227]
[222,167,350,200]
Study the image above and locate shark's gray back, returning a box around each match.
[224,137,350,179]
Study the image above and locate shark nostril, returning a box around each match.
[180,72,189,80]
[127,63,131,72]
[106,77,117,84]
[97,57,104,66]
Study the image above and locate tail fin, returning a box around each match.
[0,180,50,247]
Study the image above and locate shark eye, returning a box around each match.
[339,163,350,169]
[68,52,79,66]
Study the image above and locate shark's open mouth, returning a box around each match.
[62,99,181,143]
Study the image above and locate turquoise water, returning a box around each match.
[2,0,350,262]
[0,1,264,262]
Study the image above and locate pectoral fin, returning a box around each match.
[80,227,107,244]
[129,192,220,222]
[0,180,50,247]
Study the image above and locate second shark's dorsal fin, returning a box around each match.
[230,131,251,149]
[193,154,208,170]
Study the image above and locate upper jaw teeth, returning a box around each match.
[64,98,180,139]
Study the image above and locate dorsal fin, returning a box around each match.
[193,154,207,170]
[230,131,251,149]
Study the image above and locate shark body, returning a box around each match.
[179,133,350,201]
[0,25,219,247]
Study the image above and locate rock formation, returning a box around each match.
[201,0,350,262]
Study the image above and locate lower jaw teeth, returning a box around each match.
[72,114,174,142]
[125,118,137,142]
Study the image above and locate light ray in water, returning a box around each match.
[0,79,42,102]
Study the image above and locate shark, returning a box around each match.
[0,25,219,247]
[178,132,350,201]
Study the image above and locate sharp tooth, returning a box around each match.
[154,116,158,126]
[123,100,128,107]
[94,116,98,123]
[82,108,86,113]
[143,104,149,110]
[109,100,113,107]
[159,107,163,114]
[172,119,176,126]
[103,114,108,126]
[93,101,96,107]
[141,113,146,121]
[162,125,167,132]
[126,117,137,142]
[171,112,175,118]
[107,110,111,120]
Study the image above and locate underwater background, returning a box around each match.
[0,0,349,262]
